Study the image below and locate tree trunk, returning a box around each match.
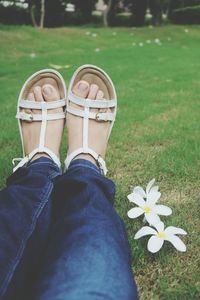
[103,0,112,27]
[40,0,45,28]
[103,0,116,26]
[30,4,38,27]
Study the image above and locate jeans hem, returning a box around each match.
[68,159,101,175]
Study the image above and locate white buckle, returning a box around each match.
[27,112,33,122]
[97,154,108,175]
[95,112,104,122]
[20,112,33,122]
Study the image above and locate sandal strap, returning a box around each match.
[16,111,65,122]
[68,91,116,108]
[64,147,108,175]
[12,147,60,173]
[66,106,114,121]
[17,99,66,121]
[19,99,66,110]
[67,93,116,122]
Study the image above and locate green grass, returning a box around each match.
[0,24,200,299]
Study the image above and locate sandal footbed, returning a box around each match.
[72,68,115,100]
[22,72,65,100]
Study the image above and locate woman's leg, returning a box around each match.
[1,80,65,299]
[0,158,60,300]
[33,159,138,300]
[33,79,138,300]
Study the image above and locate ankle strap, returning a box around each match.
[13,147,61,173]
[64,148,108,175]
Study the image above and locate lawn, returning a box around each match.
[0,24,200,299]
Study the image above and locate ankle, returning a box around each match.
[73,154,98,167]
[31,153,53,162]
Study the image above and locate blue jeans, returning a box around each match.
[0,158,138,300]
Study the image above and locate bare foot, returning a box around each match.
[21,83,64,161]
[67,80,112,166]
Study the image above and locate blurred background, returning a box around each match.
[0,1,200,300]
[0,0,200,28]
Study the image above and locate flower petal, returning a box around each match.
[150,185,159,193]
[134,226,157,239]
[165,226,187,235]
[165,235,187,252]
[146,178,155,194]
[146,191,161,205]
[127,193,145,207]
[127,207,144,219]
[133,186,146,198]
[145,212,160,225]
[147,235,164,253]
[154,205,172,216]
[154,221,165,232]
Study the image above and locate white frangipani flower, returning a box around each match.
[127,179,172,225]
[133,178,159,200]
[134,222,187,253]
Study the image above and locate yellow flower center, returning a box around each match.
[143,206,151,214]
[157,232,166,238]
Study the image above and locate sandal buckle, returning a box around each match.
[95,113,103,122]
[27,113,33,122]
[97,154,108,175]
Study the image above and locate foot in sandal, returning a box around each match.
[21,84,64,162]
[13,69,67,172]
[65,65,117,175]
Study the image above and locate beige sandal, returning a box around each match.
[13,69,67,172]
[65,64,117,175]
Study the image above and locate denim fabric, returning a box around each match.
[0,158,61,300]
[33,159,138,300]
[0,158,138,300]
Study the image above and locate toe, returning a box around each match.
[73,80,89,98]
[24,92,34,114]
[96,90,110,114]
[33,86,44,102]
[42,84,60,102]
[88,84,99,100]
[96,90,104,100]
[28,92,35,101]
